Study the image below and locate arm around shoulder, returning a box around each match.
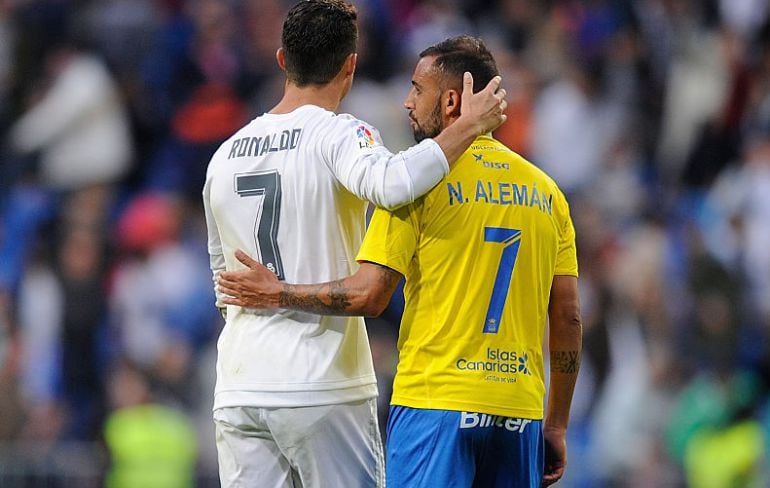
[217,252,403,317]
[326,118,448,210]
[328,73,506,210]
[273,261,401,317]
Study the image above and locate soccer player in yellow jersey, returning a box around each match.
[218,36,582,488]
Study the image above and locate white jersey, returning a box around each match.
[203,104,449,409]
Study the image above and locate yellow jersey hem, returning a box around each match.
[391,396,543,420]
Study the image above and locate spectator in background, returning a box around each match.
[0,38,133,444]
[104,360,198,488]
[654,0,731,186]
[531,54,625,195]
[110,192,218,406]
[0,0,13,130]
[15,218,111,442]
[703,131,770,327]
[0,35,133,298]
[141,0,249,200]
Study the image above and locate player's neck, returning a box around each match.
[443,115,462,131]
[270,81,345,114]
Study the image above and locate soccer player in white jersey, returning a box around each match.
[202,1,507,487]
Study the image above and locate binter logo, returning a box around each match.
[459,412,532,433]
[472,153,510,169]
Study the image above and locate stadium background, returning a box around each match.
[0,0,769,486]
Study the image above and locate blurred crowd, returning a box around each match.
[1,0,770,486]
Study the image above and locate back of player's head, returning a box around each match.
[419,36,499,94]
[282,0,358,86]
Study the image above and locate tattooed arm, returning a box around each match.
[543,274,582,487]
[217,249,403,317]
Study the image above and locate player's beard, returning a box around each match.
[411,101,443,143]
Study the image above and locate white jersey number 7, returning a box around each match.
[235,170,285,280]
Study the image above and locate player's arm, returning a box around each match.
[333,73,506,210]
[202,171,227,319]
[217,249,402,317]
[543,274,582,486]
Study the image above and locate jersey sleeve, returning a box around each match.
[202,164,227,309]
[554,192,579,277]
[356,203,422,277]
[325,116,449,210]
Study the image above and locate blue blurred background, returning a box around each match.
[1,0,770,486]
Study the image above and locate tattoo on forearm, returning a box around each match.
[378,266,400,289]
[278,281,352,314]
[279,284,320,311]
[275,264,398,316]
[328,281,352,310]
[551,351,579,374]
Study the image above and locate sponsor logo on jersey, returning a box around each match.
[455,347,532,383]
[470,144,507,152]
[356,125,376,148]
[459,412,532,432]
[473,153,510,170]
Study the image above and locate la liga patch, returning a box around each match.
[356,125,377,149]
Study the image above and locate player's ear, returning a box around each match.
[276,48,286,71]
[444,89,461,117]
[345,53,357,76]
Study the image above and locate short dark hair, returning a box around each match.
[282,0,358,86]
[419,36,499,93]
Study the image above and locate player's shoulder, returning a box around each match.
[488,138,563,188]
[261,106,382,145]
[336,112,380,134]
[289,105,365,128]
[516,153,561,190]
[324,111,383,149]
[207,126,246,170]
[335,112,368,125]
[466,136,567,197]
[508,151,573,213]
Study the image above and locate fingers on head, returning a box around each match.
[488,75,502,91]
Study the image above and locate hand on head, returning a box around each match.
[460,72,508,135]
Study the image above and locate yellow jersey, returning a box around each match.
[356,135,578,419]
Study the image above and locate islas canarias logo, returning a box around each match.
[455,348,532,383]
[356,125,376,148]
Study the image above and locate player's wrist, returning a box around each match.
[454,113,483,138]
[543,421,568,434]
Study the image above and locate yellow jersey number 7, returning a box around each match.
[483,227,522,334]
